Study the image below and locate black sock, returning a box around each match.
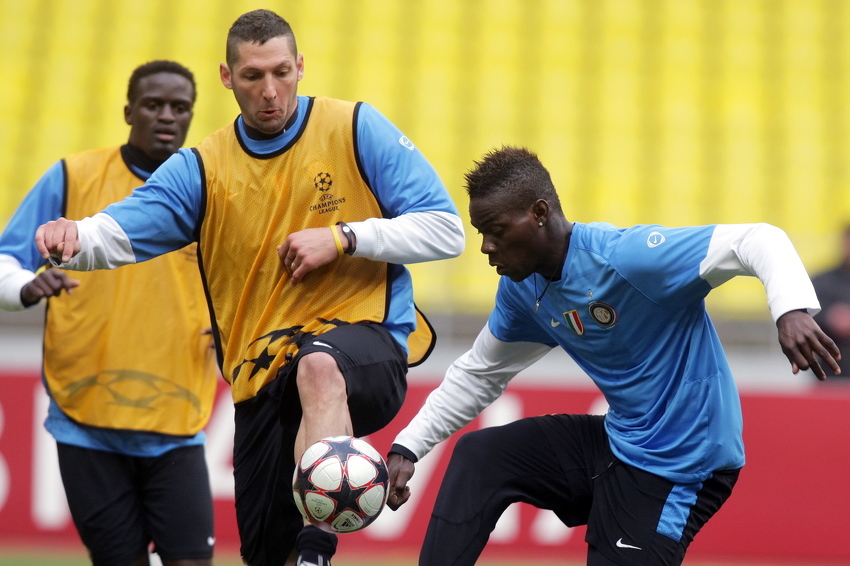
[296,525,338,565]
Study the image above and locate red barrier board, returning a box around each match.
[0,371,848,563]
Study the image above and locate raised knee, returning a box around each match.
[296,352,346,400]
[450,429,499,469]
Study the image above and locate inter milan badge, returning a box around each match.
[588,301,618,328]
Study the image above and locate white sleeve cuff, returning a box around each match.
[50,213,136,271]
[347,211,465,264]
[0,255,37,311]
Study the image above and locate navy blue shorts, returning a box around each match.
[56,443,214,565]
[422,414,739,566]
[232,322,408,566]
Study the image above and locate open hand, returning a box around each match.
[777,309,841,380]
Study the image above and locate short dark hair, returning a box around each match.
[226,9,297,67]
[127,60,196,104]
[464,146,562,213]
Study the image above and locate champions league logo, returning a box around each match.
[310,171,346,214]
[314,172,333,191]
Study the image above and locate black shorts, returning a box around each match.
[423,414,739,566]
[232,322,408,566]
[56,443,214,565]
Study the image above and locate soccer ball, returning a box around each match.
[293,435,390,533]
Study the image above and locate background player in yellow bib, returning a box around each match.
[0,61,218,565]
[34,10,465,566]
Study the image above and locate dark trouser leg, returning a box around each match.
[234,388,303,566]
[420,415,600,566]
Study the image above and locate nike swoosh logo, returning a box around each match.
[550,318,560,327]
[616,538,642,550]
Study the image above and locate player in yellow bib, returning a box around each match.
[0,61,217,565]
[35,10,465,566]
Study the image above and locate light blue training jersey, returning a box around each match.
[489,222,745,483]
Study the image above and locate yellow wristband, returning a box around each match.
[331,226,344,256]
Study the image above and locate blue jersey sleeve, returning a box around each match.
[101,148,203,261]
[0,160,66,271]
[610,224,716,307]
[489,278,559,346]
[355,104,458,217]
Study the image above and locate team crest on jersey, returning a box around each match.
[563,310,584,335]
[588,301,618,328]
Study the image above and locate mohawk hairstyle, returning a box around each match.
[464,146,562,213]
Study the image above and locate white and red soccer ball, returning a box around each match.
[293,435,390,533]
